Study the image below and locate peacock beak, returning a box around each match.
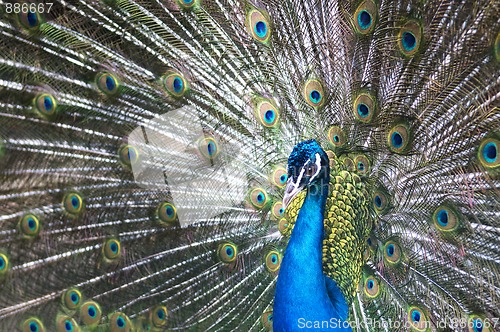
[282,177,305,209]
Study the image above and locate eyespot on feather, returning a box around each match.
[248,187,270,209]
[373,188,390,214]
[62,192,84,216]
[407,306,429,331]
[118,145,140,166]
[0,252,10,276]
[363,275,380,299]
[387,123,412,154]
[55,315,79,332]
[96,72,120,96]
[278,218,290,236]
[79,301,102,326]
[18,10,42,30]
[303,79,325,108]
[22,317,46,332]
[398,20,423,57]
[34,93,58,118]
[217,242,238,263]
[383,240,402,265]
[354,0,377,35]
[271,201,285,220]
[176,0,200,10]
[255,99,280,128]
[354,155,370,176]
[261,310,273,331]
[162,70,189,98]
[353,92,376,123]
[264,249,281,273]
[432,205,460,233]
[197,136,220,161]
[19,213,41,238]
[109,312,132,332]
[478,137,499,169]
[103,238,121,260]
[246,8,272,44]
[270,167,287,188]
[156,202,177,225]
[62,288,82,310]
[468,314,492,332]
[150,305,168,328]
[328,126,347,148]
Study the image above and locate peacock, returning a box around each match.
[0,0,498,330]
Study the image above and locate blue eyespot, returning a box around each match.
[29,322,39,332]
[116,316,125,328]
[71,197,79,209]
[271,254,278,263]
[43,96,54,112]
[264,110,275,124]
[96,72,120,96]
[436,209,449,227]
[472,318,483,332]
[483,142,497,163]
[64,320,73,331]
[367,280,374,289]
[119,145,139,166]
[250,187,268,209]
[218,242,238,263]
[166,206,174,217]
[391,132,403,148]
[357,10,372,30]
[386,244,395,257]
[265,250,281,272]
[357,103,370,118]
[374,195,382,208]
[104,239,121,260]
[173,77,183,93]
[157,202,177,224]
[309,90,322,104]
[280,174,287,184]
[254,21,268,38]
[88,305,97,318]
[110,242,118,254]
[157,309,165,319]
[207,141,216,156]
[402,31,417,51]
[70,292,79,304]
[411,309,421,322]
[27,217,36,230]
[106,76,116,91]
[27,12,38,27]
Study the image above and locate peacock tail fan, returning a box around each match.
[0,0,498,331]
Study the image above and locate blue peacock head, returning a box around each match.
[283,139,330,208]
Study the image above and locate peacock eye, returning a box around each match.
[304,164,317,177]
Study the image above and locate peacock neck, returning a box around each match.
[289,180,329,251]
[274,176,342,330]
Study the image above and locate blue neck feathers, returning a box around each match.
[274,180,351,331]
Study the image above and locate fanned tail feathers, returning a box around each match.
[0,0,499,331]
